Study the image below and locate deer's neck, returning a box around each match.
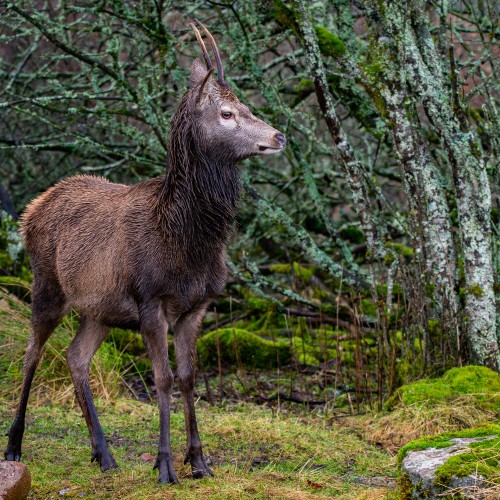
[156,148,240,253]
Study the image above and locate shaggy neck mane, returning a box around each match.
[155,89,241,257]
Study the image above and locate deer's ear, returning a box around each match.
[190,58,208,87]
[196,68,216,107]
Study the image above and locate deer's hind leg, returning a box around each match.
[4,277,65,461]
[66,316,117,471]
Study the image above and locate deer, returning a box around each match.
[4,20,285,484]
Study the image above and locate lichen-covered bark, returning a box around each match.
[363,11,459,351]
[292,0,386,261]
[364,0,498,369]
[245,185,366,289]
[384,85,457,330]
[289,140,358,269]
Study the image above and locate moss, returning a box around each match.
[360,299,377,320]
[291,78,315,106]
[339,224,365,244]
[397,471,414,499]
[270,3,347,59]
[375,282,403,299]
[291,337,321,365]
[270,0,299,34]
[425,283,435,299]
[434,436,500,485]
[385,242,414,258]
[197,328,291,369]
[397,424,500,467]
[363,60,387,81]
[467,283,484,297]
[245,296,274,313]
[386,366,500,410]
[269,262,314,283]
[314,26,346,58]
[491,207,499,224]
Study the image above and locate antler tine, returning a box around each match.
[189,22,213,70]
[194,18,226,85]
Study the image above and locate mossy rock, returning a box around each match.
[397,425,500,466]
[291,337,321,366]
[197,328,291,369]
[386,365,500,410]
[397,426,500,498]
[434,435,500,487]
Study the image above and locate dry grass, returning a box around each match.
[342,395,498,453]
[0,287,127,405]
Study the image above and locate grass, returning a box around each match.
[0,399,396,499]
[342,367,500,453]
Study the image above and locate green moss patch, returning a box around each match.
[197,328,291,369]
[314,26,346,58]
[386,365,500,410]
[269,262,315,284]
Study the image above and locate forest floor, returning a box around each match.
[2,290,498,499]
[0,398,397,499]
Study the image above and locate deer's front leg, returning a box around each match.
[140,302,178,484]
[174,302,213,479]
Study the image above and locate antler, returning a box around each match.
[189,22,213,71]
[194,18,226,86]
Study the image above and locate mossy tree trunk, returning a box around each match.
[292,0,387,262]
[292,0,499,370]
[364,0,499,370]
[370,0,498,370]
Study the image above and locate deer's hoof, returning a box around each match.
[154,453,179,485]
[4,450,22,462]
[187,454,214,479]
[91,447,119,471]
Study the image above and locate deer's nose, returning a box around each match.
[275,133,286,147]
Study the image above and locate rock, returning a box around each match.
[0,460,31,500]
[401,436,495,499]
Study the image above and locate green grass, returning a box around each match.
[0,399,396,499]
[0,287,140,404]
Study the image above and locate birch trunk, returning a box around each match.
[364,0,499,369]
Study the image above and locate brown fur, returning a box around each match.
[4,28,285,485]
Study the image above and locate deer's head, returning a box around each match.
[186,20,286,162]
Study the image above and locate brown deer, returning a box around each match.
[4,20,285,484]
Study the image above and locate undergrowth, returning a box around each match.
[0,287,132,404]
[342,366,499,453]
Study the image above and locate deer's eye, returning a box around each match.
[221,111,233,119]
